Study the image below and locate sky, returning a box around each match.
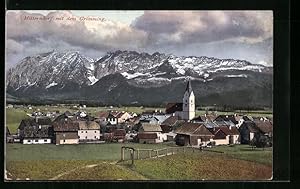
[5,10,273,69]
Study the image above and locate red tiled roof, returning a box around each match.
[161,116,180,126]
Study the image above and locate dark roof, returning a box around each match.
[214,115,238,124]
[18,118,52,130]
[64,111,73,117]
[53,120,79,132]
[191,116,204,122]
[77,121,100,130]
[165,103,183,114]
[137,133,158,139]
[161,116,180,126]
[254,121,273,133]
[20,125,52,139]
[239,121,259,133]
[175,122,214,136]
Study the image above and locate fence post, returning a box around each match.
[172,148,174,155]
[183,147,185,153]
[121,147,124,161]
[156,150,159,158]
[149,150,151,158]
[137,149,139,160]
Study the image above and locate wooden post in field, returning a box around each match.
[183,147,185,153]
[156,150,159,158]
[137,149,140,160]
[121,147,124,161]
[172,148,174,155]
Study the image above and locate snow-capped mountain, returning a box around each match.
[6,50,273,106]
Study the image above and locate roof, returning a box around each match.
[218,126,240,135]
[192,116,204,122]
[76,121,100,130]
[161,116,180,126]
[254,121,273,133]
[53,120,79,132]
[214,115,238,124]
[214,120,235,127]
[56,132,79,140]
[137,133,158,139]
[18,118,52,130]
[98,111,109,118]
[165,103,183,114]
[20,125,52,138]
[175,122,214,136]
[239,121,259,133]
[139,123,162,132]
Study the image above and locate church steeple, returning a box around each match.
[182,80,195,120]
[185,80,193,95]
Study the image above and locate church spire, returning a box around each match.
[185,80,193,94]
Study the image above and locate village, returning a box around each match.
[6,81,273,149]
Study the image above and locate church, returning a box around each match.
[165,80,196,121]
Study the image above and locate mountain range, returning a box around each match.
[6,50,273,107]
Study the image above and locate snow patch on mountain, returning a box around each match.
[225,74,248,78]
[46,81,58,89]
[87,76,99,85]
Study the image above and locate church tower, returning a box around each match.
[182,80,195,120]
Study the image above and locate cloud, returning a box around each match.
[5,10,273,68]
[6,11,147,59]
[132,11,273,45]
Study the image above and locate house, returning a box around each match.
[77,121,101,141]
[116,111,131,123]
[209,126,240,145]
[137,133,160,144]
[53,120,79,145]
[98,111,118,125]
[238,121,260,144]
[139,115,160,125]
[18,118,53,144]
[138,123,164,143]
[175,122,214,146]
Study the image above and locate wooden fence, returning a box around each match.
[120,146,201,162]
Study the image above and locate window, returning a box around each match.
[95,131,97,133]
[35,140,38,142]
[81,131,83,133]
[63,139,66,142]
[44,139,47,142]
[28,140,31,142]
[85,136,87,139]
[94,136,96,138]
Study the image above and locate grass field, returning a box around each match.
[5,108,29,133]
[6,144,272,180]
